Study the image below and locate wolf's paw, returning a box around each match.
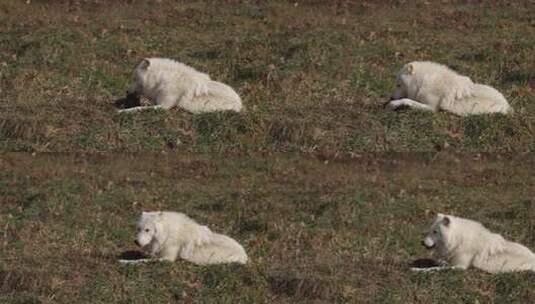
[118,108,136,114]
[385,99,414,111]
[118,258,152,264]
[385,100,403,110]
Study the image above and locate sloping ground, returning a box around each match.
[0,1,534,152]
[0,153,534,303]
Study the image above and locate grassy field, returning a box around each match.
[1,0,534,152]
[1,1,535,303]
[0,153,534,303]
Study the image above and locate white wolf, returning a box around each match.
[118,58,243,114]
[122,211,248,265]
[386,61,511,116]
[423,213,535,273]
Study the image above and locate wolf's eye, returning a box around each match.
[145,228,150,232]
[432,230,438,234]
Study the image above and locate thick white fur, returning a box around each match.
[133,211,248,265]
[424,213,535,273]
[119,58,243,114]
[387,61,511,116]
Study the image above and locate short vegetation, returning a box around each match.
[0,1,534,152]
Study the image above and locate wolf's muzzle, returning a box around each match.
[422,240,435,249]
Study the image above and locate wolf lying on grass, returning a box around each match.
[118,58,243,114]
[422,213,535,273]
[120,211,248,265]
[385,61,512,116]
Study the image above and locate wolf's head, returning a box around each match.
[391,61,474,104]
[390,62,417,100]
[135,211,166,248]
[422,213,453,253]
[127,58,151,95]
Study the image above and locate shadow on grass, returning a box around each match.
[117,250,149,261]
[114,93,141,110]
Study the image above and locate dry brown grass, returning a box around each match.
[0,0,534,151]
[1,1,535,303]
[1,153,534,303]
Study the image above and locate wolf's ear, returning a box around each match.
[141,211,150,221]
[442,216,450,227]
[406,63,414,75]
[138,59,150,70]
